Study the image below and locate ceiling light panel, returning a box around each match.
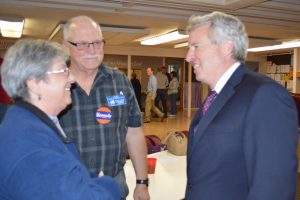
[141,30,188,45]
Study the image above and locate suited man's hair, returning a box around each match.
[187,11,248,62]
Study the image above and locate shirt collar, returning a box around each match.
[72,63,112,90]
[213,62,241,94]
[48,115,58,123]
[15,100,72,143]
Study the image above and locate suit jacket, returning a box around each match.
[0,101,121,200]
[185,64,299,200]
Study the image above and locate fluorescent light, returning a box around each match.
[174,42,188,48]
[141,30,188,45]
[248,40,300,52]
[0,17,24,38]
[174,39,300,51]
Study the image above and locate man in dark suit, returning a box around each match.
[185,11,299,200]
[130,72,142,111]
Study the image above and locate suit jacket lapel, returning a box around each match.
[188,64,247,160]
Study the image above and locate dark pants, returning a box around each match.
[169,93,178,115]
[155,89,168,116]
[114,169,129,199]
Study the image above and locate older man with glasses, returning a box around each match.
[59,16,150,200]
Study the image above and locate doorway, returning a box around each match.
[165,57,185,111]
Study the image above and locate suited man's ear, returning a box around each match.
[222,40,234,58]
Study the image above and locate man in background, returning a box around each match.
[185,11,299,200]
[144,67,164,123]
[131,72,142,111]
[59,15,149,200]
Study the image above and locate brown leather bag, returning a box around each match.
[163,131,188,156]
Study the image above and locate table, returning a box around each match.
[124,151,187,200]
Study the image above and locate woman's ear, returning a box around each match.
[26,78,42,98]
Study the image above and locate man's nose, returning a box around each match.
[185,48,194,63]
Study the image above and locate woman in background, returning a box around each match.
[0,39,120,200]
[168,71,179,117]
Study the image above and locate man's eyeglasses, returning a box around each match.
[46,67,70,76]
[67,40,105,50]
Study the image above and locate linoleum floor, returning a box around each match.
[141,110,196,140]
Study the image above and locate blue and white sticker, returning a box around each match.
[106,91,127,107]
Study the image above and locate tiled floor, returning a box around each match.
[296,176,300,200]
[141,109,196,139]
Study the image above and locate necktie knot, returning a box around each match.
[202,90,217,116]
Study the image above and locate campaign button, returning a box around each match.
[96,107,112,124]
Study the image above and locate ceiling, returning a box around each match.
[0,0,300,55]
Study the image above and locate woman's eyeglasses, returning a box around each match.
[46,67,69,76]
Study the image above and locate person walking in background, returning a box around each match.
[167,71,179,117]
[185,11,298,200]
[0,38,121,200]
[131,72,142,111]
[155,66,169,118]
[144,67,164,123]
[59,16,149,200]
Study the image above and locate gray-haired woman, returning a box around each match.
[0,39,120,200]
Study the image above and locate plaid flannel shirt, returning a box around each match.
[59,64,142,177]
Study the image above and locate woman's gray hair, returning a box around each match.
[187,11,248,62]
[1,38,69,100]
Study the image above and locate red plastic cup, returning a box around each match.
[147,158,157,174]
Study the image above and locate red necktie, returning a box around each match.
[202,90,217,116]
